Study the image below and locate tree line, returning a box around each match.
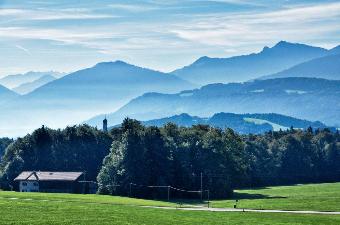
[0,125,112,188]
[0,119,339,199]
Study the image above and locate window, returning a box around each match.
[22,182,27,186]
[33,182,39,186]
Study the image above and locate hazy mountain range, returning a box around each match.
[114,112,328,134]
[173,41,339,85]
[87,77,340,128]
[12,75,56,95]
[0,41,339,137]
[0,61,194,136]
[0,71,64,89]
[260,53,340,80]
[0,85,18,105]
[20,61,194,110]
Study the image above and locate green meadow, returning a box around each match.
[1,182,340,225]
[211,182,340,211]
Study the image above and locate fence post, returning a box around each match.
[129,183,132,197]
[200,172,203,201]
[167,186,170,201]
[207,190,210,208]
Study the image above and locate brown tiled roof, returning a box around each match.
[14,171,83,181]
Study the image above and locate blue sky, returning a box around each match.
[0,0,339,77]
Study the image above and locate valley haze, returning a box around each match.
[0,41,339,137]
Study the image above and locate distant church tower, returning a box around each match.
[103,116,108,132]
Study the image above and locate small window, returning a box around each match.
[33,182,39,186]
[22,182,27,186]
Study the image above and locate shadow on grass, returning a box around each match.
[232,192,286,200]
[164,193,286,206]
[168,199,207,205]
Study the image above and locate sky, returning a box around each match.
[0,0,340,77]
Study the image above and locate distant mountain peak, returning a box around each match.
[272,40,306,49]
[177,113,193,118]
[173,41,329,85]
[113,60,129,65]
[198,56,210,60]
[95,60,131,68]
[274,40,292,47]
[271,41,326,51]
[194,56,212,64]
[261,46,270,52]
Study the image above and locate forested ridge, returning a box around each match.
[0,119,339,199]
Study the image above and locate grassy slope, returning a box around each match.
[1,197,340,225]
[211,183,340,211]
[243,117,288,131]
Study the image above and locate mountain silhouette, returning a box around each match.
[13,75,56,95]
[260,53,340,80]
[87,77,340,128]
[0,71,64,89]
[0,85,18,105]
[172,41,329,85]
[0,61,195,136]
[132,112,327,134]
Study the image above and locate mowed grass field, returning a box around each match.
[211,182,340,211]
[1,182,340,224]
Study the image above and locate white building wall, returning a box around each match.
[19,181,39,192]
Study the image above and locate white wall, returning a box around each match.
[19,181,39,192]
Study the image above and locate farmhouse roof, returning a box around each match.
[14,171,83,181]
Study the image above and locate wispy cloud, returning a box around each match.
[171,2,340,47]
[1,2,339,57]
[0,27,113,44]
[0,0,339,75]
[15,44,32,55]
[1,2,339,47]
[0,8,117,21]
[252,2,340,23]
[108,3,158,12]
[0,25,185,56]
[205,0,264,6]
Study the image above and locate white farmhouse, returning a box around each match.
[14,171,84,193]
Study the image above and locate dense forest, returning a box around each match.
[0,119,339,199]
[98,119,246,198]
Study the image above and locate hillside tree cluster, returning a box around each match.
[0,119,339,199]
